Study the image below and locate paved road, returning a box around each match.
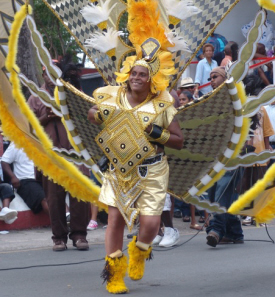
[1,220,275,297]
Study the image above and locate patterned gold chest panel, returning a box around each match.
[96,111,154,177]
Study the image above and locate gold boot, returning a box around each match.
[128,236,153,281]
[101,250,129,294]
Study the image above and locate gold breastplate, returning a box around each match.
[94,86,173,179]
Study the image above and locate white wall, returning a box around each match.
[216,0,275,47]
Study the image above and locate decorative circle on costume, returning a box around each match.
[143,146,148,152]
[111,56,116,61]
[113,158,118,163]
[159,103,164,107]
[120,143,126,149]
[120,167,126,173]
[103,110,109,115]
[128,161,133,166]
[144,116,149,122]
[136,154,141,159]
[169,24,174,29]
[105,148,110,153]
[99,138,103,143]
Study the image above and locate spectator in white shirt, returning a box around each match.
[194,44,218,97]
[1,142,49,215]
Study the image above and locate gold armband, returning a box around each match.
[155,129,170,144]
[94,110,103,124]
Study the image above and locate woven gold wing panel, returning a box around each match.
[61,86,103,162]
[167,83,238,212]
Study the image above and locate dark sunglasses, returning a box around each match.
[183,86,195,89]
[208,75,219,81]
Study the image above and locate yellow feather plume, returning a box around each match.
[3,4,105,210]
[127,0,173,50]
[150,51,176,93]
[257,0,275,12]
[228,163,275,220]
[254,194,275,225]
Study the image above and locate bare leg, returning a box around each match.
[138,215,161,244]
[190,205,197,226]
[161,211,173,228]
[2,198,11,208]
[105,206,126,255]
[190,205,203,230]
[91,204,98,221]
[204,210,209,226]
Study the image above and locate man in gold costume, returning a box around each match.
[88,37,183,294]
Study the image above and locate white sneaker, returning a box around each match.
[158,227,180,247]
[5,216,18,224]
[152,235,163,246]
[0,207,18,223]
[242,216,252,226]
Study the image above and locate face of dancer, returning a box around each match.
[210,73,225,89]
[129,66,151,93]
[179,93,190,106]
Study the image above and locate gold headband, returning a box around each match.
[133,59,152,77]
[133,56,160,78]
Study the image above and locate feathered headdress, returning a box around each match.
[81,0,200,93]
[114,0,176,93]
[115,38,176,94]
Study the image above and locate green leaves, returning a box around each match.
[33,0,81,61]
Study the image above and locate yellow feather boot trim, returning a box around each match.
[128,236,153,281]
[101,254,129,294]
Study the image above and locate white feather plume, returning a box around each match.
[166,31,191,54]
[162,0,201,20]
[85,28,124,53]
[80,0,116,25]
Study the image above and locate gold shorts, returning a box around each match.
[99,155,169,215]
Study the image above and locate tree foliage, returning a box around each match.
[33,0,82,62]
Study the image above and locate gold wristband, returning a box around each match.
[94,110,103,124]
[155,129,170,144]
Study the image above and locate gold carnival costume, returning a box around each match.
[91,6,183,290]
[4,0,275,294]
[95,85,176,229]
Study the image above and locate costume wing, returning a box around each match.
[167,81,241,213]
[57,80,103,163]
[168,9,275,220]
[0,3,105,209]
[42,0,240,90]
[2,0,275,224]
